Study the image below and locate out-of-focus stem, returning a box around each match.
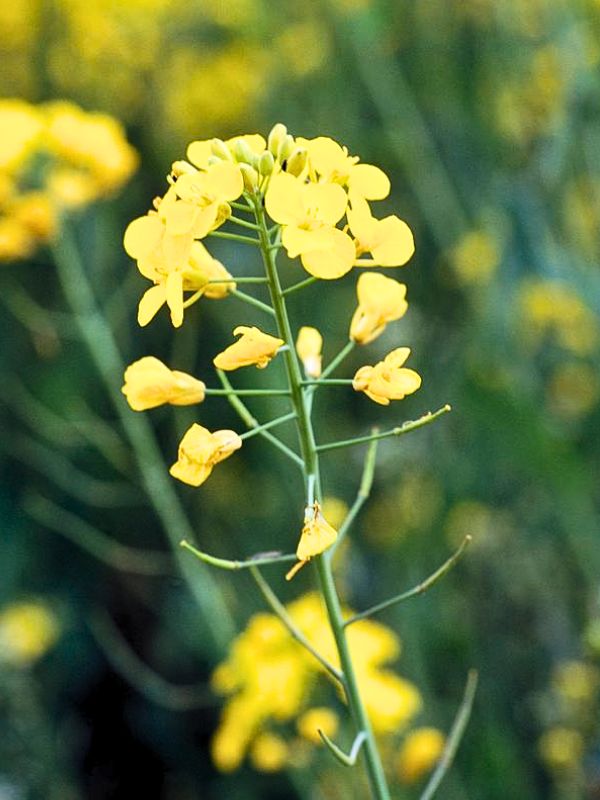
[51,222,235,654]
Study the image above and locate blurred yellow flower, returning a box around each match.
[547,362,599,420]
[213,326,284,371]
[297,707,339,744]
[353,348,422,405]
[249,732,289,772]
[265,171,355,279]
[553,660,600,704]
[396,727,445,783]
[296,326,323,378]
[449,230,500,286]
[0,601,59,665]
[538,727,584,771]
[348,196,415,268]
[169,424,242,487]
[350,272,408,344]
[122,356,206,411]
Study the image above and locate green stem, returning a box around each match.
[51,223,236,654]
[320,340,355,380]
[228,215,259,230]
[239,411,297,440]
[207,230,260,246]
[216,370,303,468]
[230,288,275,316]
[204,388,290,397]
[302,379,353,386]
[230,200,254,213]
[317,405,452,453]
[344,536,472,627]
[249,565,343,685]
[208,276,268,284]
[282,276,318,296]
[181,540,297,571]
[251,198,391,800]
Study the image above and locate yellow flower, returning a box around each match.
[249,732,289,772]
[121,356,206,411]
[297,707,339,744]
[286,502,338,580]
[168,159,243,238]
[361,672,422,735]
[0,99,43,172]
[298,136,390,200]
[213,326,284,371]
[169,424,242,487]
[538,727,584,771]
[124,200,233,326]
[296,326,323,378]
[348,196,414,267]
[187,133,266,170]
[353,348,422,405]
[396,728,445,783]
[350,272,408,344]
[265,171,355,279]
[0,601,59,665]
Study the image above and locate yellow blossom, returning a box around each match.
[296,326,323,378]
[350,272,408,344]
[0,100,43,172]
[121,356,206,411]
[249,733,289,772]
[396,728,445,783]
[553,660,600,704]
[450,230,500,286]
[360,672,422,735]
[213,326,284,371]
[265,171,355,279]
[169,424,241,487]
[124,202,232,326]
[538,727,584,770]
[297,707,339,744]
[353,348,422,405]
[0,601,59,665]
[286,502,338,580]
[348,196,415,267]
[298,136,391,200]
[169,159,243,237]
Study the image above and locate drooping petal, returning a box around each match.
[165,270,184,328]
[137,284,166,327]
[296,326,323,378]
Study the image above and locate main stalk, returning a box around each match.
[251,195,392,800]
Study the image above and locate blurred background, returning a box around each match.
[1,0,600,798]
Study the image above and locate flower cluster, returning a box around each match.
[0,600,59,665]
[210,592,428,774]
[0,99,138,261]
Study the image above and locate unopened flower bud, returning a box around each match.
[239,163,259,192]
[258,151,275,176]
[233,138,256,165]
[211,138,233,160]
[267,123,288,156]
[207,155,222,167]
[277,134,295,163]
[285,148,307,177]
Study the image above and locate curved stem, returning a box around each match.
[251,197,391,800]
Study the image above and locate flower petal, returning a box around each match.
[137,284,166,327]
[349,164,390,200]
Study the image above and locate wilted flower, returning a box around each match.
[353,348,422,404]
[213,326,284,370]
[170,424,242,487]
[350,272,408,344]
[122,356,206,411]
[286,502,338,580]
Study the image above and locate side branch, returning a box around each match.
[249,565,344,686]
[317,405,452,453]
[181,540,296,571]
[419,670,479,800]
[344,536,472,627]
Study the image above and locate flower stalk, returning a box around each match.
[251,194,393,800]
